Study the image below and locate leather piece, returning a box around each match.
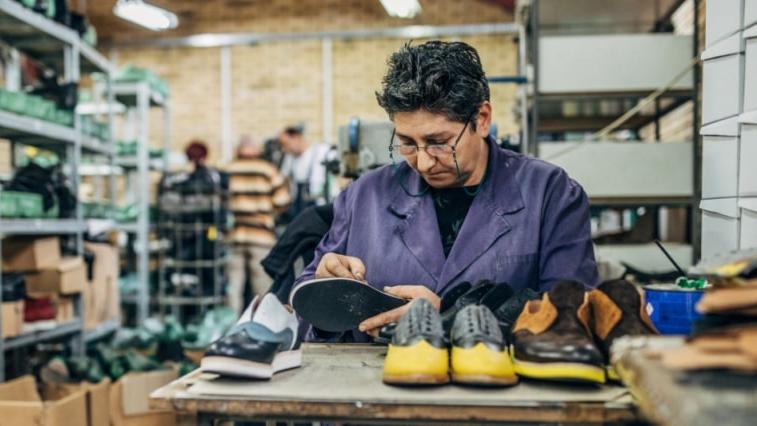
[576,294,592,336]
[513,297,558,335]
[589,290,623,340]
[696,287,757,314]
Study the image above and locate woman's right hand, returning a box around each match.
[315,253,366,281]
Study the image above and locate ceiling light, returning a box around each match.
[113,0,179,31]
[379,0,422,19]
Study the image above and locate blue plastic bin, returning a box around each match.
[644,284,705,335]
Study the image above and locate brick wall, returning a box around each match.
[106,1,518,165]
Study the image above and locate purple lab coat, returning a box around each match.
[296,137,598,341]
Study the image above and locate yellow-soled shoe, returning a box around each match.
[383,299,449,385]
[450,305,518,386]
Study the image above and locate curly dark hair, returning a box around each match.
[375,41,490,129]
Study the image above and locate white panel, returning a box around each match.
[744,38,757,113]
[701,198,741,259]
[701,116,740,136]
[740,124,757,196]
[706,0,742,47]
[595,243,692,273]
[702,136,739,198]
[701,32,742,60]
[745,0,757,28]
[702,54,743,124]
[740,198,757,249]
[539,34,694,93]
[538,142,692,198]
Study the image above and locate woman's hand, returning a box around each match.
[315,253,366,281]
[358,285,441,336]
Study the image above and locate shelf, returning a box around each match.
[0,0,77,75]
[112,83,166,108]
[83,319,120,343]
[81,136,115,156]
[86,219,116,235]
[163,257,231,268]
[116,222,139,233]
[158,295,225,306]
[0,0,112,77]
[114,156,164,170]
[0,219,85,235]
[0,109,76,147]
[79,42,113,75]
[3,320,83,351]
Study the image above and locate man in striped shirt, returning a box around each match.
[226,135,290,314]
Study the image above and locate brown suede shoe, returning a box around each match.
[590,279,659,358]
[511,281,606,384]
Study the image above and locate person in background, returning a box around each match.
[225,135,291,314]
[278,124,335,222]
[185,140,209,169]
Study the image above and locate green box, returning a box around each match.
[0,191,46,218]
[0,90,28,115]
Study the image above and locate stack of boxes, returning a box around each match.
[701,0,757,258]
[1,237,83,332]
[1,237,121,335]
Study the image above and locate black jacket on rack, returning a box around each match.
[262,204,334,304]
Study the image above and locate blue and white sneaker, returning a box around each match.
[201,293,301,379]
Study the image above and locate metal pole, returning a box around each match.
[321,38,334,144]
[221,47,232,163]
[529,0,540,156]
[518,22,529,154]
[692,0,702,262]
[137,83,151,324]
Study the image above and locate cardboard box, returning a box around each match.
[83,243,120,330]
[744,30,757,113]
[702,36,743,125]
[740,198,757,250]
[110,371,176,426]
[701,198,741,259]
[55,297,75,323]
[25,257,86,295]
[741,119,757,196]
[44,379,110,426]
[1,301,24,338]
[1,237,60,272]
[0,375,87,426]
[705,0,742,48]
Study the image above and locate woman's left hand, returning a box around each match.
[358,285,441,336]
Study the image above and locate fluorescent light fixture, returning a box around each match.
[379,0,422,19]
[113,0,179,31]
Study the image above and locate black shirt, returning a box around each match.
[430,184,480,257]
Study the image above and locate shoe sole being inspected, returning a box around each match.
[511,355,606,384]
[201,349,302,379]
[291,278,407,332]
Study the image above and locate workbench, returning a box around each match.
[613,336,757,426]
[151,343,639,425]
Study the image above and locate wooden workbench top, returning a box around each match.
[152,343,638,424]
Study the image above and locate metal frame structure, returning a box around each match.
[111,82,171,325]
[523,0,702,260]
[0,0,117,381]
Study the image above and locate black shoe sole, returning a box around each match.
[290,278,407,332]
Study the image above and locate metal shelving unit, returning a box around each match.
[109,81,171,324]
[0,0,118,382]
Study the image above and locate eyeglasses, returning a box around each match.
[389,118,471,158]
